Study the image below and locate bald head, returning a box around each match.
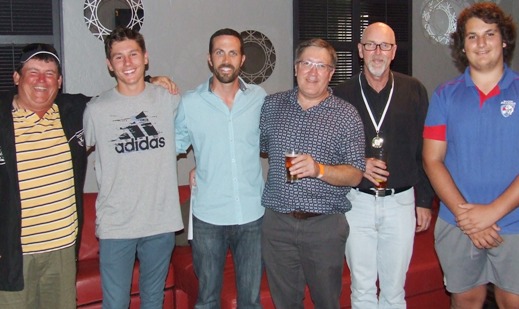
[361,22,396,44]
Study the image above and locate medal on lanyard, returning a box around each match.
[372,135,384,148]
[359,73,394,149]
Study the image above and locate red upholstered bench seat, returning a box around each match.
[172,194,450,309]
[173,246,352,309]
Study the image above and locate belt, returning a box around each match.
[287,211,322,220]
[357,186,412,197]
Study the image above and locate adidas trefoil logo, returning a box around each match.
[114,111,165,153]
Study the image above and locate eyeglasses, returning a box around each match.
[361,42,395,51]
[296,60,334,72]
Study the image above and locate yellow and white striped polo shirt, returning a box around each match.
[13,104,78,254]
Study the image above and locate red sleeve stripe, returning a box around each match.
[423,125,446,141]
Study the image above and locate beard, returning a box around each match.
[212,64,240,84]
[365,58,389,78]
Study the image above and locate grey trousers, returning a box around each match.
[262,208,349,309]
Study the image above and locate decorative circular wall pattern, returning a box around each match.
[240,30,276,85]
[84,0,144,40]
[421,0,470,45]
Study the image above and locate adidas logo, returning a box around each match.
[114,111,166,153]
[115,135,165,153]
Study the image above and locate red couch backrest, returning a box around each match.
[78,185,191,262]
[79,193,99,261]
[178,185,191,205]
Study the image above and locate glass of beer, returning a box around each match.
[373,147,387,189]
[285,149,301,184]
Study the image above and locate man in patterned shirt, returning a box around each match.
[260,38,365,308]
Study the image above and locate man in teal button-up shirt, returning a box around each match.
[175,28,266,308]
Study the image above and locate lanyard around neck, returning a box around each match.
[359,73,394,137]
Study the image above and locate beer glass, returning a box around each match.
[373,147,387,189]
[285,149,301,183]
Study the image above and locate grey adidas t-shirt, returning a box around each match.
[83,84,183,239]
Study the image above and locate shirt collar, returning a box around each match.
[464,64,516,90]
[207,76,248,93]
[12,103,59,120]
[291,86,339,109]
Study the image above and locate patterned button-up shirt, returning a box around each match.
[260,87,365,214]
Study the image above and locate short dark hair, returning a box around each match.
[16,43,61,75]
[451,2,516,70]
[294,38,337,67]
[209,28,244,55]
[104,26,146,59]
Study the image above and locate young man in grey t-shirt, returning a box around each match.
[83,26,183,308]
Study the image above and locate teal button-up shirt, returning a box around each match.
[175,77,267,225]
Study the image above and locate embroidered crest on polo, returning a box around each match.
[501,100,516,117]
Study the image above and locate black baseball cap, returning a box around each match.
[19,43,60,64]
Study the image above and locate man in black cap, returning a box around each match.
[0,43,175,308]
[0,43,88,308]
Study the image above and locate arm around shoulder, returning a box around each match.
[174,100,191,155]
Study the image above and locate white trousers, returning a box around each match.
[345,188,416,309]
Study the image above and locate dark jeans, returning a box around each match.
[192,216,263,309]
